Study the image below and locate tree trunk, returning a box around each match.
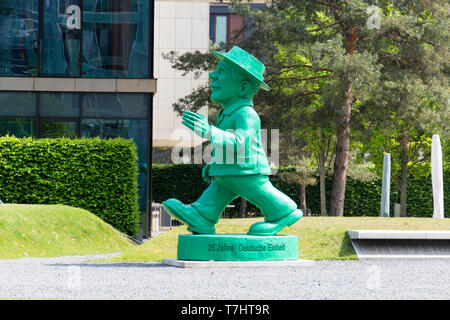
[319,154,327,216]
[329,24,358,217]
[238,197,247,218]
[299,184,307,214]
[329,84,352,216]
[400,134,409,217]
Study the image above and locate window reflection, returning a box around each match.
[0,92,36,116]
[0,118,36,137]
[41,120,78,138]
[0,0,150,78]
[0,1,39,76]
[82,0,149,78]
[42,0,81,76]
[82,93,148,118]
[40,92,80,117]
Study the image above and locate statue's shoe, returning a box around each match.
[162,198,216,234]
[247,209,303,236]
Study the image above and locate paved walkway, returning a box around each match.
[0,254,449,300]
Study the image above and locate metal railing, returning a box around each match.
[150,202,183,237]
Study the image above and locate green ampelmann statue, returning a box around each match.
[162,46,303,236]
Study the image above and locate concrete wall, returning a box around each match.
[153,0,210,147]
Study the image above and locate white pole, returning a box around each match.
[431,134,444,218]
[380,153,391,217]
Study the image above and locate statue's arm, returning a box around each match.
[209,108,259,148]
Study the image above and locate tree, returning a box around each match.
[351,0,449,216]
[278,155,317,214]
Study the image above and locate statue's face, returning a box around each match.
[209,61,242,105]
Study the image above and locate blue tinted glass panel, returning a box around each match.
[215,16,227,45]
[0,118,36,137]
[82,93,148,118]
[40,92,80,117]
[82,0,149,78]
[0,1,39,76]
[82,119,148,211]
[41,0,81,76]
[209,14,214,42]
[0,92,36,116]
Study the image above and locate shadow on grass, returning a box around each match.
[338,233,358,259]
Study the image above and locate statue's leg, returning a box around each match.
[162,179,237,234]
[216,175,297,221]
[191,178,238,224]
[215,175,302,235]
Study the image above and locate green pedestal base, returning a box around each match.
[177,234,299,261]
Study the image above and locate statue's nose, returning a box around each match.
[209,70,217,80]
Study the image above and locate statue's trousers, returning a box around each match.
[191,175,298,224]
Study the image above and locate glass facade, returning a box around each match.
[1,0,150,78]
[0,1,39,77]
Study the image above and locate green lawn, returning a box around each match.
[2,204,449,261]
[0,204,134,259]
[106,216,450,262]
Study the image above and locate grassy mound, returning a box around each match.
[0,204,135,259]
[107,216,450,262]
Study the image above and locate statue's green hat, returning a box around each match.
[212,46,270,91]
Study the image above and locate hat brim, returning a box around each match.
[212,51,270,91]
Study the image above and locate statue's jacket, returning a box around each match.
[203,100,272,180]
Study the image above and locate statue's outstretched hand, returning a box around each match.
[182,110,212,139]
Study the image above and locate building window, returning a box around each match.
[0,92,37,116]
[210,14,228,45]
[39,92,80,117]
[42,0,81,77]
[209,13,245,46]
[0,0,151,78]
[82,0,149,78]
[0,118,36,138]
[41,120,78,138]
[81,92,148,118]
[210,4,265,46]
[0,1,39,77]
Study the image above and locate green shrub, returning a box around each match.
[0,136,139,236]
[152,164,449,218]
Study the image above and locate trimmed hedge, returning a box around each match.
[0,136,139,236]
[152,164,449,218]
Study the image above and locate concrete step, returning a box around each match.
[347,230,450,259]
